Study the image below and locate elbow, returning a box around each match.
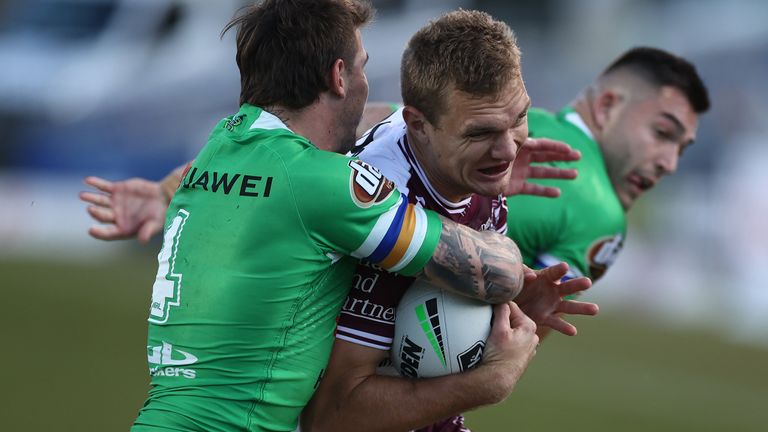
[302,406,352,432]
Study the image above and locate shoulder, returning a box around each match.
[353,110,413,192]
[526,108,561,133]
[527,108,588,151]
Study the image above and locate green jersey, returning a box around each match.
[506,107,626,281]
[132,105,442,431]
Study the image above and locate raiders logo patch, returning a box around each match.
[348,160,395,208]
[587,233,624,280]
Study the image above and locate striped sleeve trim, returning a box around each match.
[533,253,582,281]
[336,326,393,350]
[352,194,439,275]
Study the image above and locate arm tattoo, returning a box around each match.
[417,218,524,303]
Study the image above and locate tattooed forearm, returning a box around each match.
[416,217,524,303]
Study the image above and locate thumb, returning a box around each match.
[491,303,511,330]
[508,301,536,331]
[523,265,537,282]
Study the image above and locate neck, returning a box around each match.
[571,88,600,141]
[267,98,341,153]
[405,129,469,203]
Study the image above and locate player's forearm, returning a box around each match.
[158,163,188,204]
[306,367,507,432]
[416,217,525,303]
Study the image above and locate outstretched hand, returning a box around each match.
[504,137,581,197]
[514,262,597,336]
[79,176,167,243]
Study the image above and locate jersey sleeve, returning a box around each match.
[290,153,442,276]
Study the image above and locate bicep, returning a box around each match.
[296,158,441,275]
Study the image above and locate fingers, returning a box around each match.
[558,276,592,297]
[557,300,599,316]
[79,191,111,207]
[524,137,570,151]
[86,205,115,224]
[524,138,581,161]
[528,150,582,163]
[519,183,561,198]
[536,262,570,282]
[88,225,130,241]
[138,220,163,244]
[542,316,578,336]
[491,303,512,330]
[83,176,114,193]
[527,166,578,180]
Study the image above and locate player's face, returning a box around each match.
[339,29,370,153]
[600,86,698,210]
[421,79,530,201]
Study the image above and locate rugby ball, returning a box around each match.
[391,279,492,378]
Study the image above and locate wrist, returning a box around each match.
[470,363,519,405]
[159,166,185,204]
[158,178,175,204]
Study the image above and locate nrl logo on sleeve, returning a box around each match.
[587,233,624,280]
[348,159,395,208]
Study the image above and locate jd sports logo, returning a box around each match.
[147,342,198,379]
[415,298,446,369]
[457,341,485,372]
[148,342,198,366]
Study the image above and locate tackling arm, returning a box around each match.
[414,217,597,325]
[415,217,526,303]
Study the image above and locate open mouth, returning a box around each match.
[628,173,655,192]
[479,162,510,176]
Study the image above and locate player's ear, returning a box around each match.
[328,58,346,98]
[593,89,620,130]
[402,106,430,141]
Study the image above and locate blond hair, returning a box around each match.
[401,10,521,125]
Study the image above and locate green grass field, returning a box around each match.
[2,250,766,431]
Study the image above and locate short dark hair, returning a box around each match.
[601,47,710,114]
[401,10,521,125]
[223,0,373,109]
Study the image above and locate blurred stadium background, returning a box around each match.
[1,0,766,430]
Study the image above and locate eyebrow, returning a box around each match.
[462,125,499,136]
[660,112,695,145]
[460,99,532,136]
[522,99,532,114]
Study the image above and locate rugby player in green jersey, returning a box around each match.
[80,2,596,431]
[507,47,710,338]
[104,1,538,430]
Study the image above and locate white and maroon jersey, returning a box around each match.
[336,109,508,350]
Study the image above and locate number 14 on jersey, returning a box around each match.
[149,210,189,324]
